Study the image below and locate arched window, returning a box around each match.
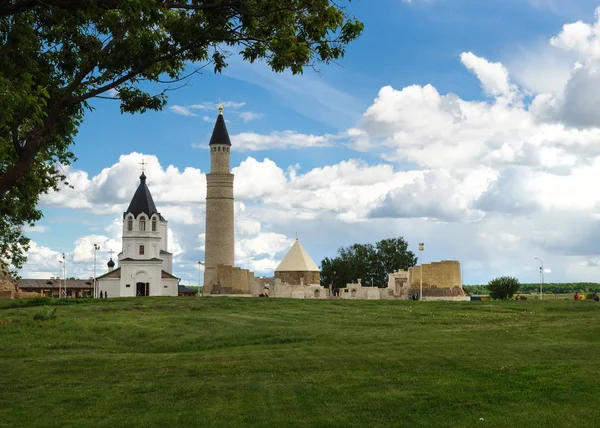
[139,245,145,255]
[139,216,146,231]
[152,217,157,232]
[127,216,133,231]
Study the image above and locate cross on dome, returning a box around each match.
[139,158,147,173]
[218,98,223,115]
[108,249,114,258]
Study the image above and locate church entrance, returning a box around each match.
[136,282,150,296]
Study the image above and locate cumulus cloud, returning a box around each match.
[41,153,207,214]
[460,52,516,99]
[530,8,600,128]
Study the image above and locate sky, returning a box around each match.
[20,0,600,285]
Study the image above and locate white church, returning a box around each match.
[96,170,179,297]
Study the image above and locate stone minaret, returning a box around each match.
[204,103,234,290]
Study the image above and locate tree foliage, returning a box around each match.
[320,237,417,288]
[0,0,364,273]
[488,276,520,300]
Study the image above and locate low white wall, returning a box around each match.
[422,296,471,302]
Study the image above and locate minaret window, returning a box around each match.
[139,216,146,231]
[127,216,133,231]
[139,245,145,255]
[152,218,157,232]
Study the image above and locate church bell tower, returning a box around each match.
[204,103,235,289]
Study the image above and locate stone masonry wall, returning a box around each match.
[409,260,461,289]
[274,271,320,286]
[205,264,260,295]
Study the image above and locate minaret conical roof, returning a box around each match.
[124,172,162,219]
[275,239,320,272]
[209,113,231,146]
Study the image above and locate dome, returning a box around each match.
[107,258,115,268]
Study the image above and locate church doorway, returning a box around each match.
[136,282,150,296]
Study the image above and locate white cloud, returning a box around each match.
[460,52,516,99]
[238,111,263,123]
[189,101,246,110]
[73,235,120,263]
[168,105,198,117]
[229,130,338,151]
[23,225,48,233]
[41,153,207,214]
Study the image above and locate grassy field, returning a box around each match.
[1,297,599,427]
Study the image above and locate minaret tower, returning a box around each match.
[204,102,235,289]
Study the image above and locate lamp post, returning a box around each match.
[62,252,67,298]
[93,244,100,298]
[59,260,63,298]
[419,242,424,301]
[198,261,204,296]
[534,257,544,300]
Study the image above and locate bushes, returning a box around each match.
[488,276,520,300]
[32,306,56,321]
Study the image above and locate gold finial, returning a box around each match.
[218,98,223,115]
[296,232,298,241]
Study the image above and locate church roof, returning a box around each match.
[124,172,164,219]
[95,267,121,280]
[209,113,231,146]
[275,239,320,272]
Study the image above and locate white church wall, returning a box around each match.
[159,221,168,252]
[161,254,173,274]
[99,278,120,298]
[161,278,178,296]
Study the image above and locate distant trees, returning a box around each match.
[320,237,417,288]
[488,276,520,300]
[465,282,600,295]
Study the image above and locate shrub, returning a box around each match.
[32,306,56,321]
[488,276,520,300]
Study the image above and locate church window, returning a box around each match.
[218,146,221,151]
[139,245,145,255]
[152,218,157,231]
[127,217,133,231]
[139,217,146,231]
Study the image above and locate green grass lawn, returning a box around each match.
[1,297,599,427]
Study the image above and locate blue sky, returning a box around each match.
[22,0,600,285]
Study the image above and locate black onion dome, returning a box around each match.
[123,172,162,219]
[107,258,115,268]
[208,114,231,146]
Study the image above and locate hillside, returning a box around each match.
[1,297,599,427]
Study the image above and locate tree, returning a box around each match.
[320,237,417,288]
[488,276,520,300]
[0,1,364,273]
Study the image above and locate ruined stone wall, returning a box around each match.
[409,260,461,289]
[274,271,320,286]
[271,282,327,299]
[0,279,15,299]
[205,264,259,295]
[387,271,410,298]
[407,285,465,298]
